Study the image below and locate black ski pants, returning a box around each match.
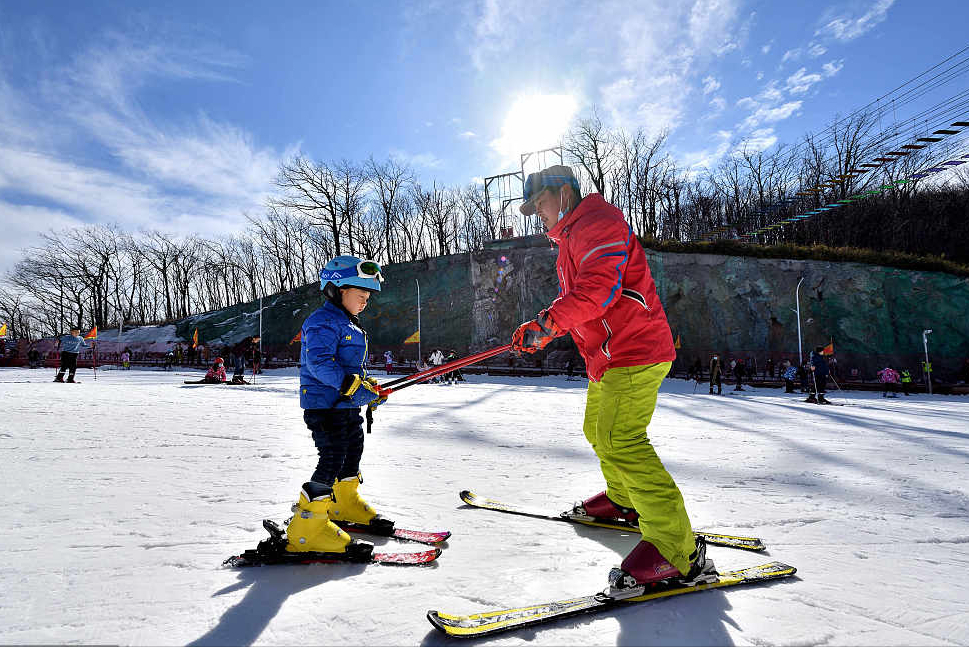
[305,407,365,485]
[233,354,245,379]
[57,351,78,379]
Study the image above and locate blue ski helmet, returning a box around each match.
[319,255,383,293]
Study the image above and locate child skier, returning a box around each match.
[285,256,390,559]
[203,357,227,384]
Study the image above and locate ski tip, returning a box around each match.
[459,489,475,503]
[426,611,449,634]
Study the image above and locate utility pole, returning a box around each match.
[794,277,804,366]
[923,329,933,395]
[416,278,421,365]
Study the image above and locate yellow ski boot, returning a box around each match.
[330,473,395,536]
[285,481,371,558]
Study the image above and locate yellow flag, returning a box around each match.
[0,323,6,337]
[403,330,420,344]
[192,328,199,349]
[674,334,681,349]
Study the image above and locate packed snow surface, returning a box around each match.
[1,366,968,645]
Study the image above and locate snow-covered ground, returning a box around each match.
[1,366,967,645]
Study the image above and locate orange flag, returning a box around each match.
[821,340,834,355]
[674,334,681,349]
[192,328,199,349]
[84,326,98,340]
[403,330,420,344]
[290,330,302,345]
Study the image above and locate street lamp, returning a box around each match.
[416,278,421,366]
[794,277,804,365]
[923,329,933,395]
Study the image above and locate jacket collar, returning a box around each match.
[545,194,606,243]
[323,297,360,326]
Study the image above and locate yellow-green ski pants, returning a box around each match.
[582,362,695,574]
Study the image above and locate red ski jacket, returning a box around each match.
[545,193,675,381]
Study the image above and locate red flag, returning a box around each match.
[821,340,834,356]
[290,330,302,345]
[192,328,199,349]
[84,326,98,340]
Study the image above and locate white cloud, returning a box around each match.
[464,0,745,145]
[702,76,721,95]
[709,96,727,114]
[741,127,778,153]
[822,59,845,77]
[679,129,734,171]
[761,40,774,55]
[458,131,477,139]
[741,100,802,130]
[786,67,824,94]
[466,0,525,72]
[781,48,801,64]
[816,0,895,41]
[756,71,765,81]
[0,28,292,273]
[0,203,87,274]
[389,149,443,169]
[807,43,827,57]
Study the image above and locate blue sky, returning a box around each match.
[1,0,967,272]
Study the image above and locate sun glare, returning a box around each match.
[491,93,578,162]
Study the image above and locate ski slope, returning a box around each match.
[1,366,967,645]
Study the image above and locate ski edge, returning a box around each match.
[336,521,451,545]
[426,561,796,638]
[223,546,441,568]
[459,490,766,551]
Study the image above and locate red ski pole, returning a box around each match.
[379,343,512,394]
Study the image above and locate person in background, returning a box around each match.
[782,362,798,393]
[429,348,445,384]
[511,163,704,592]
[27,344,41,369]
[54,327,89,383]
[709,354,723,395]
[121,349,131,370]
[384,349,394,375]
[900,368,913,395]
[733,358,746,391]
[203,357,227,384]
[231,336,260,384]
[806,346,831,404]
[877,365,900,397]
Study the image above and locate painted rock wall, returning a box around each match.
[173,235,969,379]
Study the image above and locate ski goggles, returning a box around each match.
[320,260,385,283]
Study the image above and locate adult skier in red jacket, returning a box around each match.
[511,165,704,591]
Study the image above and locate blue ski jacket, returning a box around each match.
[810,352,829,378]
[59,334,89,354]
[299,300,375,410]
